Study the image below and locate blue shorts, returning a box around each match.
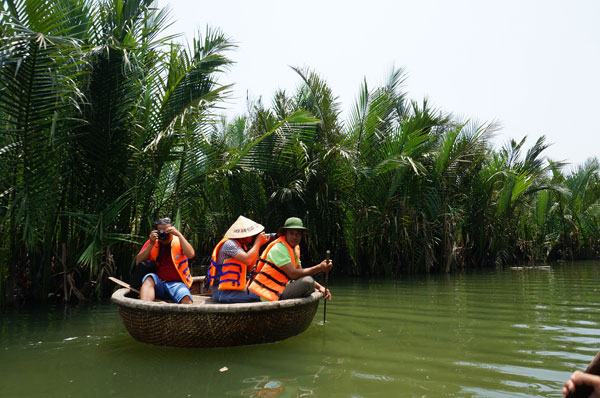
[142,273,192,303]
[212,289,260,303]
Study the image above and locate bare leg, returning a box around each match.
[180,295,193,304]
[140,277,156,302]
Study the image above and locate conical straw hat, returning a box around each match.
[224,216,264,239]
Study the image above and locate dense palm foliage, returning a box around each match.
[1,0,599,304]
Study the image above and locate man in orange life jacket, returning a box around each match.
[208,216,269,303]
[136,217,195,304]
[248,217,332,301]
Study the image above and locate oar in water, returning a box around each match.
[566,350,600,398]
[323,250,330,324]
[108,276,140,295]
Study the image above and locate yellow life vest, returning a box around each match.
[247,237,300,301]
[209,238,249,291]
[149,235,192,288]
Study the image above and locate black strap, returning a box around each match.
[251,278,282,297]
[258,257,274,266]
[258,258,291,279]
[264,262,290,279]
[257,270,287,287]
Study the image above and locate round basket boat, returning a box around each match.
[111,277,322,348]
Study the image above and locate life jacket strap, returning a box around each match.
[257,257,276,267]
[218,278,241,287]
[251,278,282,298]
[263,262,290,280]
[208,260,242,287]
[256,269,287,288]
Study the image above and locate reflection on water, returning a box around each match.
[2,261,600,397]
[237,376,314,397]
[350,371,394,382]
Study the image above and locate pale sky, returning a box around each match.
[157,0,600,168]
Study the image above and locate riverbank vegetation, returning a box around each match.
[1,0,599,303]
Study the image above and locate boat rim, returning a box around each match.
[111,288,323,314]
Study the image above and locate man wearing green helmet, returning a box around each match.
[248,217,332,301]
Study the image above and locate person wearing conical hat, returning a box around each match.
[208,216,270,303]
[248,217,332,301]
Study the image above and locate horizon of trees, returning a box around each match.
[1,0,599,304]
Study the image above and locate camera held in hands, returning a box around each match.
[253,232,277,245]
[157,230,169,241]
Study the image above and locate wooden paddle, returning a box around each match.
[108,276,140,295]
[323,250,330,324]
[567,351,600,398]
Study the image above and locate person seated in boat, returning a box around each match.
[563,370,600,397]
[208,215,269,303]
[136,217,195,304]
[248,217,332,301]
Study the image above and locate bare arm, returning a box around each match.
[280,259,332,280]
[232,233,268,267]
[167,226,195,259]
[136,231,157,265]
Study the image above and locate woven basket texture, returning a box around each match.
[111,277,321,348]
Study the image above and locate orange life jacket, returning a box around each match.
[149,236,192,288]
[247,237,300,301]
[208,238,250,291]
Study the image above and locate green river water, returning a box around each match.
[2,261,600,397]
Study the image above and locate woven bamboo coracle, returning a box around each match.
[111,277,322,348]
